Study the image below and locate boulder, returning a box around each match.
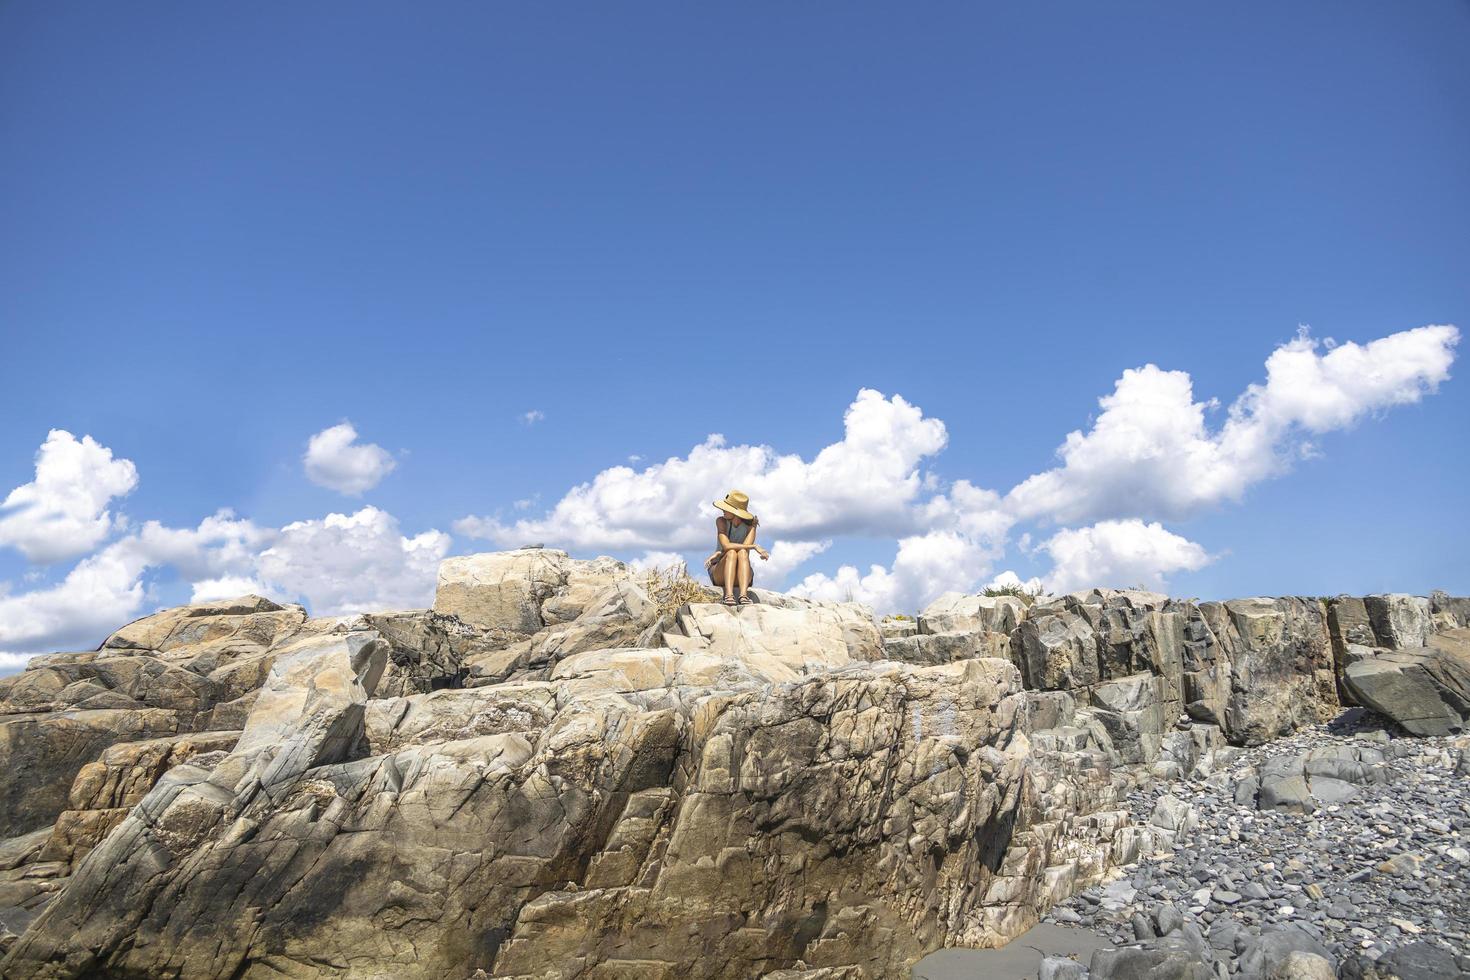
[1015,611,1101,691]
[102,594,305,656]
[1089,672,1167,765]
[1342,629,1470,736]
[1202,598,1336,746]
[1363,594,1432,649]
[917,592,1027,635]
[882,629,1009,666]
[662,592,882,673]
[1089,945,1212,980]
[1252,745,1393,812]
[1235,927,1335,980]
[1371,941,1464,980]
[432,549,629,634]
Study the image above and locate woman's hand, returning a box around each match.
[756,547,770,561]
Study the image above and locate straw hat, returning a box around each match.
[713,490,754,522]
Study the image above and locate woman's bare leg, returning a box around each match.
[736,550,751,599]
[720,550,739,600]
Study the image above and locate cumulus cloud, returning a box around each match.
[0,505,450,662]
[304,422,397,495]
[458,325,1456,613]
[256,507,451,616]
[0,323,1455,663]
[458,389,949,552]
[1040,520,1213,594]
[791,530,997,612]
[0,538,151,655]
[521,410,545,425]
[985,569,1045,594]
[0,430,138,563]
[1008,325,1459,525]
[190,575,271,604]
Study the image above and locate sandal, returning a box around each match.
[722,595,737,607]
[737,596,752,606]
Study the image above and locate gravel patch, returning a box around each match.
[1041,708,1470,976]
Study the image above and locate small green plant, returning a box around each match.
[885,613,914,621]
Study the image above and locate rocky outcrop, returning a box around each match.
[0,558,1463,978]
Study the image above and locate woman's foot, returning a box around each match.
[737,595,751,605]
[722,594,737,606]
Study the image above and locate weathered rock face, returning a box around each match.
[0,564,1464,978]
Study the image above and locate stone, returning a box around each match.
[1271,950,1335,980]
[1373,941,1462,980]
[1255,745,1392,813]
[2,628,390,976]
[6,567,1469,980]
[432,548,614,634]
[1236,927,1336,980]
[662,592,882,671]
[882,629,1009,665]
[916,592,1027,635]
[1363,594,1432,649]
[1016,610,1102,691]
[1091,672,1167,764]
[1040,956,1088,980]
[0,590,1119,979]
[1202,598,1336,747]
[1342,629,1470,735]
[0,707,180,836]
[1090,945,1212,980]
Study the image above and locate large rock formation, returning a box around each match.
[0,556,1462,978]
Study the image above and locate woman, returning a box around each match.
[705,490,769,606]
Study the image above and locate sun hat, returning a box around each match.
[713,490,754,522]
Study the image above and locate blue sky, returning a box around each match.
[1,3,1467,663]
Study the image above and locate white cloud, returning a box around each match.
[1007,325,1459,525]
[0,430,138,563]
[304,422,397,496]
[791,530,995,613]
[0,323,1456,658]
[1040,520,1212,594]
[0,538,151,655]
[131,510,275,582]
[521,410,545,425]
[458,389,949,552]
[189,575,271,603]
[0,504,451,663]
[985,570,1044,594]
[758,539,832,584]
[629,550,688,574]
[255,507,451,616]
[454,327,1458,613]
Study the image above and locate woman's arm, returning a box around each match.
[748,521,768,559]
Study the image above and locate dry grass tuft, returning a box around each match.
[640,560,720,621]
[981,582,1048,606]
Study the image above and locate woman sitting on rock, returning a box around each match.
[705,490,769,606]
